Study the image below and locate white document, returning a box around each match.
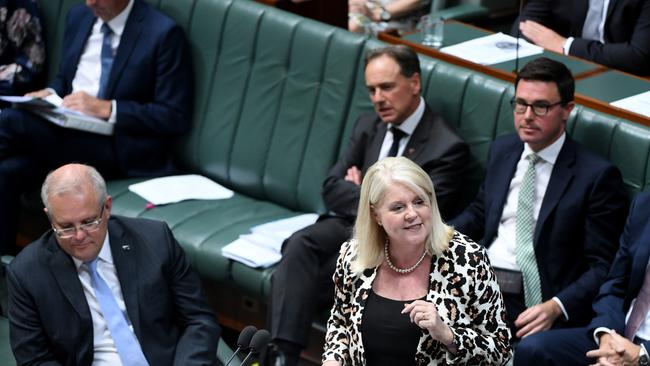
[0,94,114,135]
[221,213,319,268]
[221,237,282,268]
[128,174,234,205]
[440,32,544,65]
[611,90,650,118]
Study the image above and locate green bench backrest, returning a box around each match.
[177,0,366,213]
[37,0,650,210]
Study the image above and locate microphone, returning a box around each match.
[514,0,524,74]
[223,325,257,366]
[238,329,271,366]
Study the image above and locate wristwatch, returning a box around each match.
[379,6,391,21]
[640,344,649,366]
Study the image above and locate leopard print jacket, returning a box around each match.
[322,231,512,365]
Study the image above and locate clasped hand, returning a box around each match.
[586,331,641,366]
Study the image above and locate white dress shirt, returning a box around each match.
[73,233,140,366]
[377,96,425,159]
[69,0,134,123]
[487,133,568,318]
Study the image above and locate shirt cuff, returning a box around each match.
[593,327,612,345]
[563,37,574,55]
[552,296,569,320]
[108,100,117,124]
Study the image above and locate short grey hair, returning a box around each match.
[41,164,108,213]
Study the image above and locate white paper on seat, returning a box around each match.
[440,32,544,65]
[611,90,650,118]
[221,213,319,268]
[128,174,234,205]
[221,237,282,268]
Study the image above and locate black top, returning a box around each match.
[361,290,424,365]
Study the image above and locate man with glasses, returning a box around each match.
[6,163,220,366]
[450,57,628,340]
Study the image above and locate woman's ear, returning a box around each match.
[371,205,382,226]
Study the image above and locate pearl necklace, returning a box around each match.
[384,239,427,274]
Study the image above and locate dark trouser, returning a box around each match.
[0,108,120,254]
[503,290,527,340]
[268,216,352,357]
[514,327,595,366]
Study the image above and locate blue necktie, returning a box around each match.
[98,23,114,99]
[86,259,149,366]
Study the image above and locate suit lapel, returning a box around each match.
[606,0,617,19]
[105,0,146,98]
[487,139,523,236]
[629,221,650,293]
[108,219,142,338]
[364,121,387,170]
[46,237,92,322]
[402,107,434,162]
[535,138,576,245]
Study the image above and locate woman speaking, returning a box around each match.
[322,157,511,365]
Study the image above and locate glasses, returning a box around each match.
[51,206,105,239]
[511,98,563,116]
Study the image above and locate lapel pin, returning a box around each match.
[121,244,131,251]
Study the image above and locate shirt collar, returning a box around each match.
[523,132,566,165]
[102,0,134,37]
[390,96,425,135]
[72,232,113,270]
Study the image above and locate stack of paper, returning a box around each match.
[440,32,544,65]
[221,213,319,268]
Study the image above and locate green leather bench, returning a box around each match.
[35,0,650,334]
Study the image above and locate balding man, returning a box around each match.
[7,164,219,366]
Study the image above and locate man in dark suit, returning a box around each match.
[266,45,470,366]
[8,163,220,366]
[0,0,192,254]
[450,57,627,340]
[517,0,650,75]
[514,191,650,366]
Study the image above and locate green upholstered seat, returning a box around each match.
[36,0,650,315]
[0,317,15,366]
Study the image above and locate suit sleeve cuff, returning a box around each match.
[563,37,574,55]
[593,327,612,345]
[108,100,117,124]
[552,296,569,321]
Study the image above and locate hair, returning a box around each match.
[351,157,453,274]
[41,164,108,214]
[515,57,575,105]
[365,45,421,78]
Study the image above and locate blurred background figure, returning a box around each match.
[0,0,44,95]
[348,0,431,34]
[322,157,511,365]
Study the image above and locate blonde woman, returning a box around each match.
[322,157,511,365]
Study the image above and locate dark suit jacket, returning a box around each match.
[49,0,193,177]
[589,191,650,350]
[7,216,220,366]
[451,134,628,326]
[520,0,650,75]
[321,106,470,221]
